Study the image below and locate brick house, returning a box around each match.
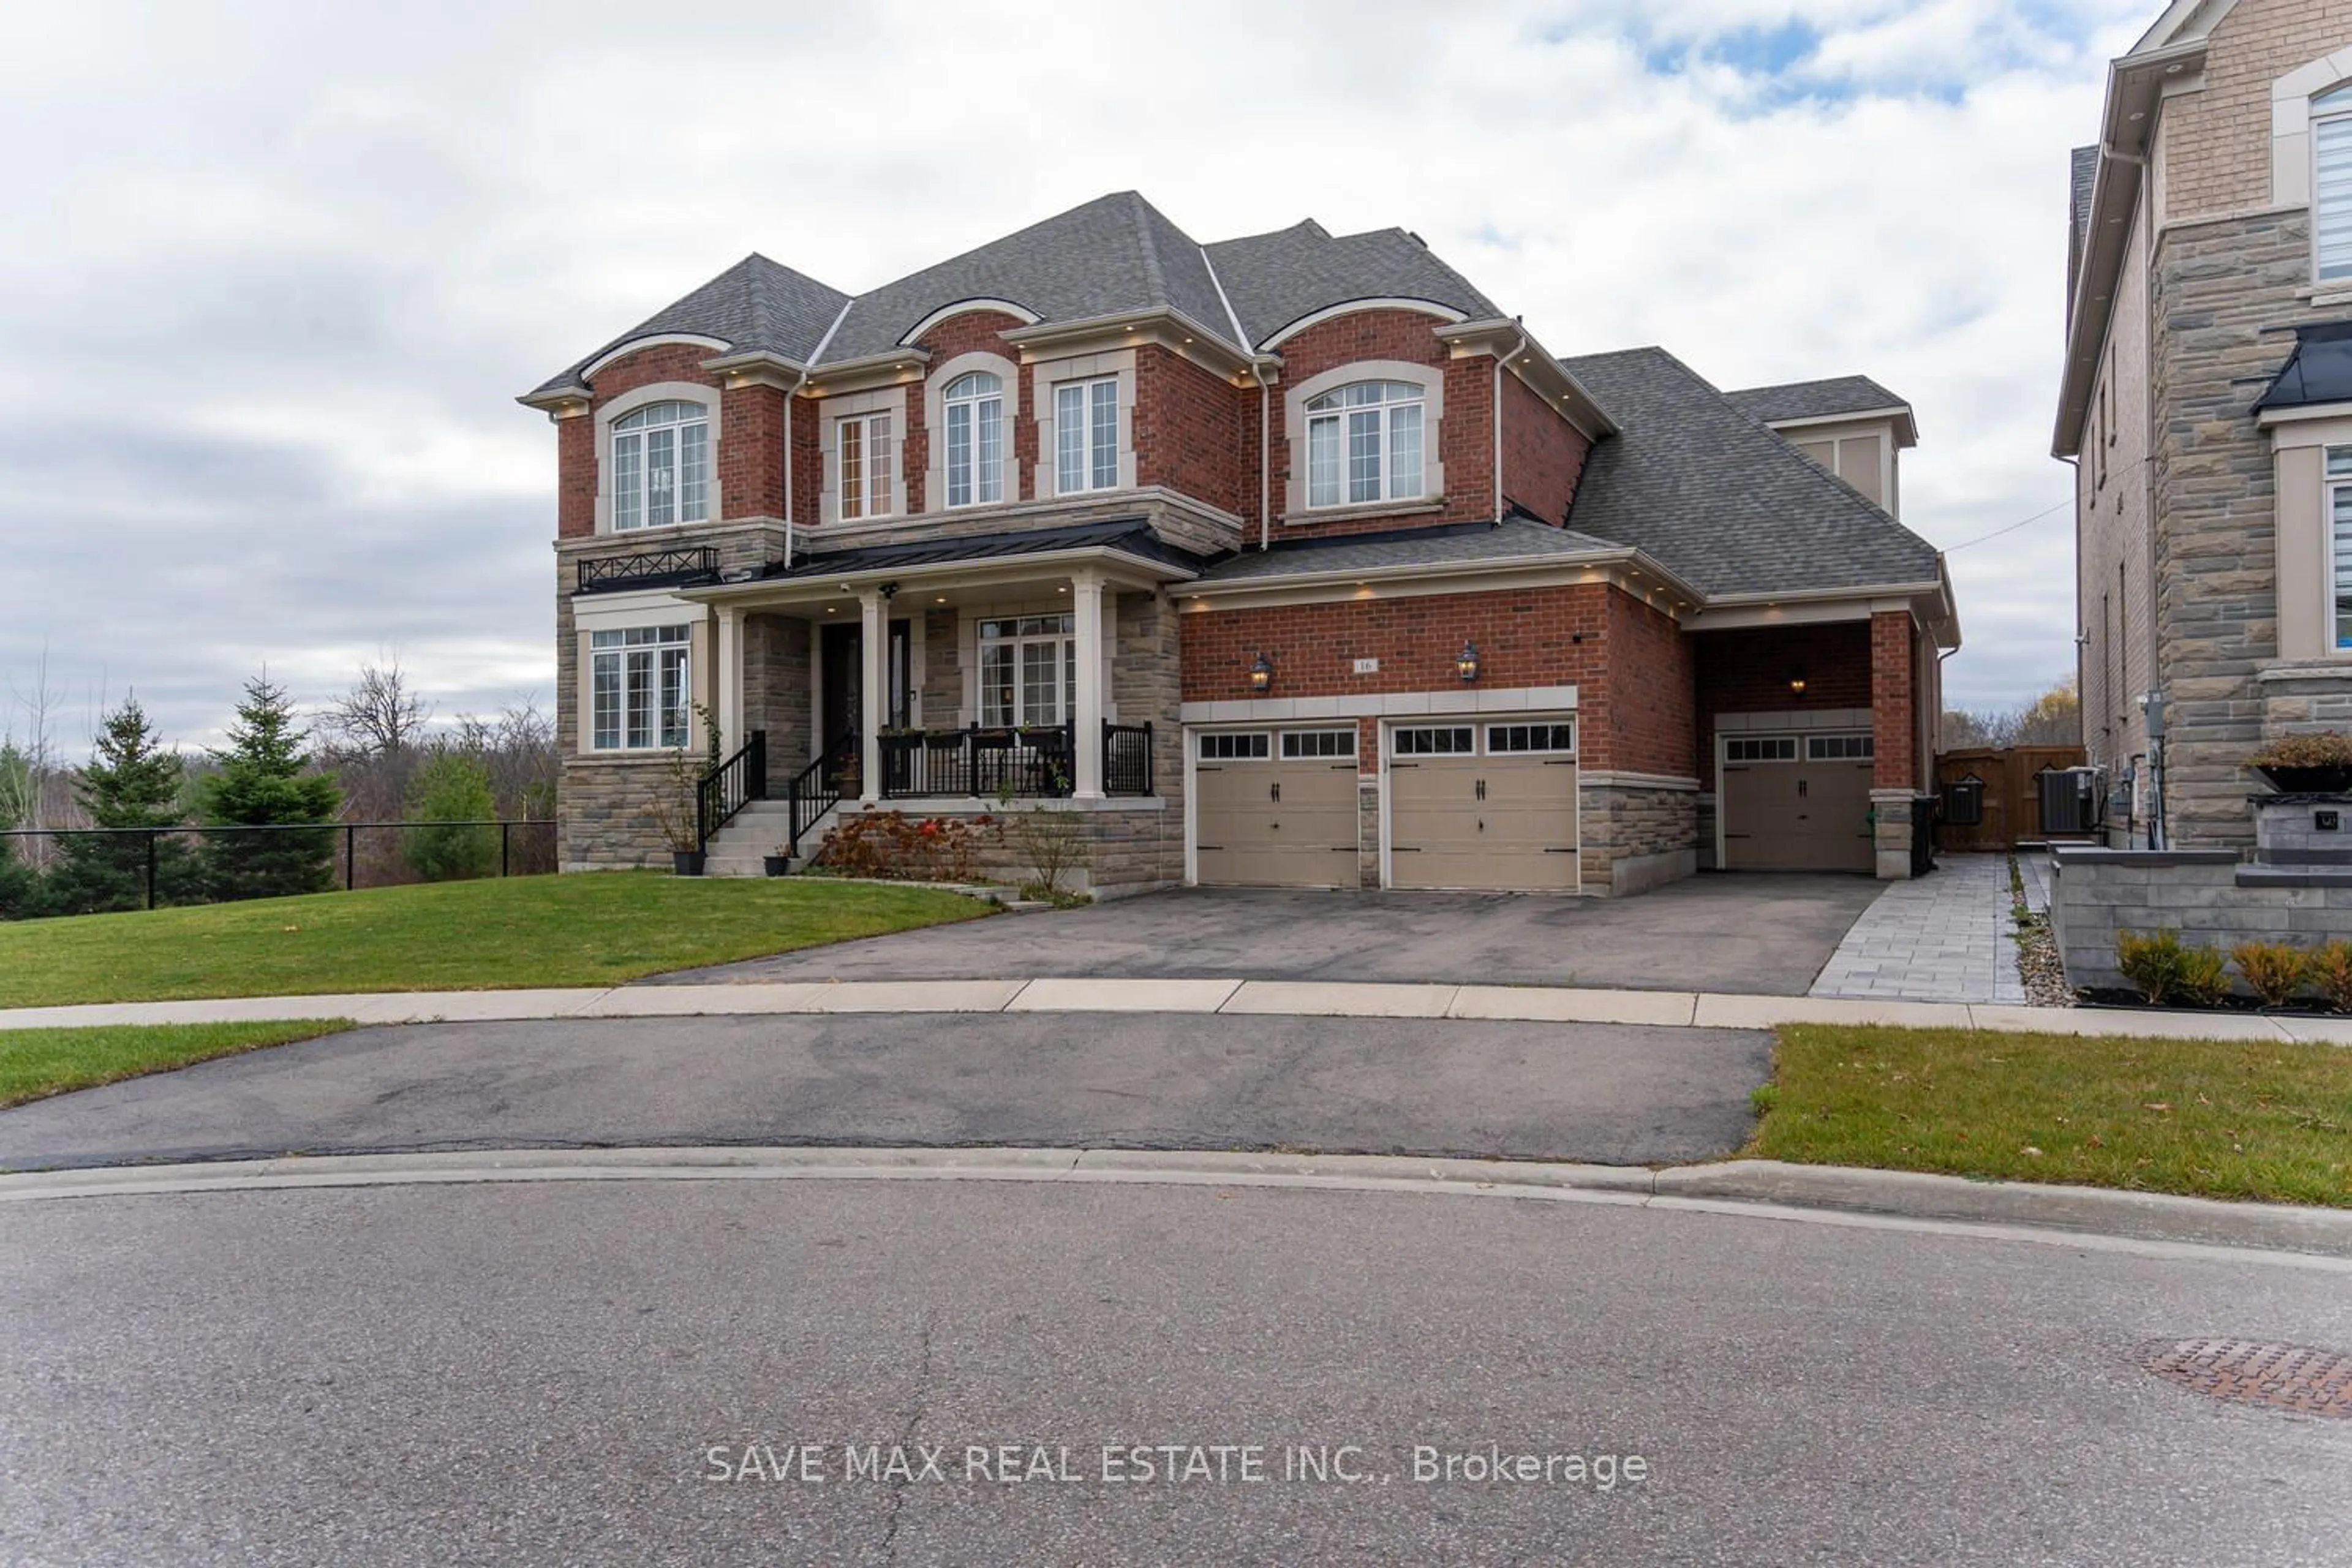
[2061,0,2352,850]
[520,192,1957,895]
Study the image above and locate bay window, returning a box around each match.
[589,625,692,750]
[838,411,895,521]
[943,371,1005,507]
[611,401,709,530]
[978,614,1076,728]
[1306,380,1425,508]
[1055,375,1119,494]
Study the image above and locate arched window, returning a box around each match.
[611,399,710,530]
[942,371,1005,507]
[1305,380,1424,508]
[2318,83,2352,283]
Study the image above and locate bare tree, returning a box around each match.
[324,659,434,759]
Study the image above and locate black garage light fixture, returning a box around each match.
[1456,639,1481,684]
[1249,651,1274,693]
[1789,669,1809,696]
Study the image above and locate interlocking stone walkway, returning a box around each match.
[1808,853,2026,1005]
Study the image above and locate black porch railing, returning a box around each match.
[784,732,856,858]
[1103,721,1154,796]
[695,731,766,850]
[578,546,722,593]
[880,725,1074,801]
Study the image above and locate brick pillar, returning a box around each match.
[1870,609,1918,880]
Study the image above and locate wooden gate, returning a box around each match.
[1932,745,2088,850]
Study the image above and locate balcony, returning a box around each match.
[577,547,722,594]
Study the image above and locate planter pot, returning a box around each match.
[762,854,790,877]
[2253,765,2352,793]
[672,850,706,876]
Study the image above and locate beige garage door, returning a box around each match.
[1389,720,1580,891]
[1193,729,1361,889]
[1719,733,1875,872]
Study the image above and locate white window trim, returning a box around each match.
[2314,87,2352,286]
[581,621,703,755]
[819,385,907,526]
[2269,47,2352,282]
[1035,349,1137,499]
[1283,360,1445,521]
[974,612,1078,729]
[925,351,1020,513]
[595,382,722,535]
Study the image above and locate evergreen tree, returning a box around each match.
[47,696,194,914]
[198,675,343,902]
[0,741,40,918]
[402,750,499,881]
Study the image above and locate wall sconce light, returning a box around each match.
[1789,671,1809,696]
[1249,652,1274,694]
[1456,639,1482,684]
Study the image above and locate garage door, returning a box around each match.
[1719,733,1875,872]
[1193,728,1361,889]
[1389,720,1580,891]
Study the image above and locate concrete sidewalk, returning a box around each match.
[4,977,2348,1042]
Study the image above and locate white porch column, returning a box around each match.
[1071,569,1105,800]
[858,589,886,802]
[714,605,745,758]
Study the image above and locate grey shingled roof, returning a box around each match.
[529,254,851,397]
[1205,220,1502,348]
[1197,518,1621,584]
[1723,375,1909,425]
[820,192,1239,363]
[1558,347,1942,597]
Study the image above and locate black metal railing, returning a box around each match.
[1103,721,1155,797]
[878,725,1074,801]
[578,546,722,593]
[785,732,856,858]
[695,731,766,850]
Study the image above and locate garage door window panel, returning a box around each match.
[1198,733,1271,761]
[1487,722,1576,755]
[1393,725,1476,756]
[1281,729,1357,760]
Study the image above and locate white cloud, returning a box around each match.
[0,0,2150,750]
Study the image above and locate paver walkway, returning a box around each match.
[1807,852,2026,1005]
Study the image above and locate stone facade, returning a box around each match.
[1578,783,1700,895]
[2049,845,2352,995]
[824,799,1179,894]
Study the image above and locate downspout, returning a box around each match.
[1256,363,1272,551]
[782,366,812,568]
[1495,317,1529,524]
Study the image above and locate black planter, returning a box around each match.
[763,854,790,877]
[672,850,706,876]
[2253,765,2352,793]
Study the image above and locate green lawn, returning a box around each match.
[1750,1024,2352,1208]
[0,873,990,1008]
[0,1020,355,1108]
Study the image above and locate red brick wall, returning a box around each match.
[720,382,784,519]
[1691,622,1874,771]
[1134,345,1251,518]
[904,310,1033,512]
[1871,609,1917,790]
[789,394,821,527]
[1608,592,1697,778]
[1499,370,1591,525]
[559,344,726,540]
[1271,308,1496,538]
[557,415,595,538]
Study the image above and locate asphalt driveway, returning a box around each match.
[655,875,1883,993]
[0,1012,1770,1170]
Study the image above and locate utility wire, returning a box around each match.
[1942,494,2076,554]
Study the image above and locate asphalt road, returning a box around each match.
[3,1173,2346,1566]
[652,879,1883,993]
[0,1012,1770,1170]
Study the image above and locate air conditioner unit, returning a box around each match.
[2040,766,2106,836]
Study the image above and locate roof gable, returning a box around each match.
[527,254,850,398]
[1205,221,1501,348]
[1724,375,1912,429]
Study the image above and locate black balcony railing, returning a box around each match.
[879,725,1074,801]
[1103,721,1154,796]
[578,547,722,594]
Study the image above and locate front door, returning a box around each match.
[819,624,861,790]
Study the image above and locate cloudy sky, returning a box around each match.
[1,0,2151,754]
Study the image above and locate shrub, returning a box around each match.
[2118,928,2229,1006]
[402,752,500,882]
[2230,940,2310,1009]
[1004,804,1092,899]
[816,809,992,883]
[2175,943,2231,1008]
[2244,731,2352,769]
[2312,941,2352,1012]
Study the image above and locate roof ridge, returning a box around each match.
[1126,190,1172,311]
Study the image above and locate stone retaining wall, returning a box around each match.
[2048,845,2352,994]
[1578,783,1698,896]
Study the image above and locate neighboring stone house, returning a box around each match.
[2060,0,2352,850]
[520,191,1958,895]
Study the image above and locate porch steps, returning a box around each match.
[701,799,838,878]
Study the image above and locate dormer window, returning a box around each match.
[2318,84,2352,283]
[1306,380,1425,508]
[943,371,1005,507]
[611,399,709,530]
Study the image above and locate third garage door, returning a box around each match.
[1193,728,1361,889]
[1718,732,1875,872]
[1388,720,1581,891]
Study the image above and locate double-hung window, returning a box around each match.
[2317,85,2352,284]
[2330,447,2352,650]
[1055,376,1120,494]
[589,625,692,750]
[943,371,1005,507]
[978,614,1076,728]
[611,401,709,530]
[838,412,895,521]
[1306,380,1425,508]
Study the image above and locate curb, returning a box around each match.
[2,1146,2345,1264]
